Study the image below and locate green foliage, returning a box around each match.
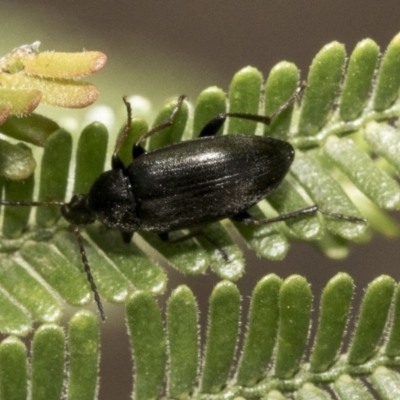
[166,286,198,398]
[0,312,99,400]
[126,292,166,399]
[0,42,106,180]
[125,273,400,399]
[0,41,106,117]
[1,274,399,399]
[1,34,400,398]
[200,281,240,393]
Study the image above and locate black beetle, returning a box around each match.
[0,88,365,320]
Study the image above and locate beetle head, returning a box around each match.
[61,195,96,225]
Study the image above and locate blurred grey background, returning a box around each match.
[2,1,400,398]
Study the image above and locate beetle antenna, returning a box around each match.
[268,80,307,121]
[233,205,367,226]
[135,95,186,146]
[73,226,106,321]
[0,199,65,206]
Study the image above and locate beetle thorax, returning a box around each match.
[86,169,138,230]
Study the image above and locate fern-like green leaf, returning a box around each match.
[1,274,398,399]
[125,273,400,399]
[0,34,400,364]
[0,311,99,400]
[0,41,107,114]
[2,32,400,400]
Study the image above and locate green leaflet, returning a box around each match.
[31,325,65,400]
[200,281,240,394]
[310,273,353,373]
[298,42,346,136]
[0,337,28,400]
[126,292,166,400]
[166,286,198,398]
[67,311,99,400]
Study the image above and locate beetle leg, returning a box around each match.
[232,205,366,225]
[121,230,134,243]
[198,114,227,137]
[159,231,202,243]
[158,232,169,242]
[196,231,229,262]
[161,230,203,243]
[159,230,229,261]
[232,207,318,225]
[199,112,273,137]
[132,95,187,159]
[199,81,307,138]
